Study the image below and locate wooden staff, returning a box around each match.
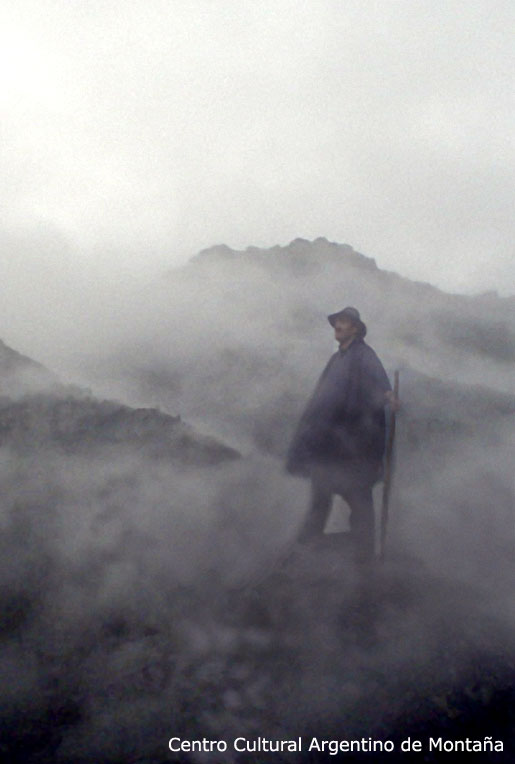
[379,370,400,562]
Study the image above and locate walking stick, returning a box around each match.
[379,370,399,562]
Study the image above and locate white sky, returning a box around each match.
[1,0,514,296]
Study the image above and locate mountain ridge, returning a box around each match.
[191,237,515,303]
[0,337,239,465]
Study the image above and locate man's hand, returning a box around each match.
[385,390,400,412]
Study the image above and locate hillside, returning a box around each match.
[0,336,239,465]
[1,242,514,762]
[76,239,514,575]
[96,238,515,427]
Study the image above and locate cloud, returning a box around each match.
[0,0,513,295]
[0,238,514,759]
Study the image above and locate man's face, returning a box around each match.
[333,317,358,345]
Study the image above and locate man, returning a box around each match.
[286,307,396,561]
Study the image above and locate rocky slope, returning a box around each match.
[96,237,515,433]
[0,338,238,465]
[82,239,515,573]
[1,241,514,762]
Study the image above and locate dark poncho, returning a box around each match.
[286,338,391,479]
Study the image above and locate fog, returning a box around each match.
[2,1,515,759]
[1,0,515,296]
[0,238,514,760]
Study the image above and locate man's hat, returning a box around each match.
[327,306,367,337]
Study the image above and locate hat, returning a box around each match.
[327,306,367,337]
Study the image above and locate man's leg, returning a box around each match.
[344,483,375,561]
[297,480,333,543]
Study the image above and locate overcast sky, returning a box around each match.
[1,0,514,299]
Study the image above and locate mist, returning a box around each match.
[0,237,514,761]
[1,0,515,295]
[2,0,515,759]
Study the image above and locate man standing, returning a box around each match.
[286,307,395,561]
